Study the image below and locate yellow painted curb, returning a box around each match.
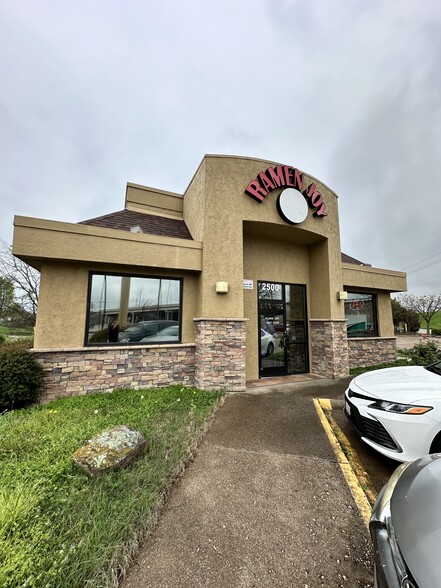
[313,398,373,530]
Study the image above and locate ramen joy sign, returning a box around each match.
[244,165,328,224]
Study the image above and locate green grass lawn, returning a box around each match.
[0,385,222,588]
[349,358,409,376]
[0,326,34,337]
[420,310,441,331]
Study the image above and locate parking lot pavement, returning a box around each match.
[327,398,396,496]
[396,334,441,349]
[122,380,375,588]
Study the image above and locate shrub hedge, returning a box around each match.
[0,341,44,411]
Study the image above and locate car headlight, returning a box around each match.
[369,400,433,415]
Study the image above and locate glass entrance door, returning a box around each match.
[258,282,308,377]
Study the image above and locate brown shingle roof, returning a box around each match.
[341,252,370,266]
[79,210,193,240]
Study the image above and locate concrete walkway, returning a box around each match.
[121,379,373,588]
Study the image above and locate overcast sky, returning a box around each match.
[1,0,440,295]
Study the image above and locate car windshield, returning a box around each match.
[425,360,441,376]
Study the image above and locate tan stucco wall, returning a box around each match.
[182,160,206,242]
[377,292,394,337]
[343,263,406,293]
[308,239,346,319]
[13,216,202,272]
[125,183,183,218]
[183,155,343,321]
[35,263,89,349]
[243,234,310,380]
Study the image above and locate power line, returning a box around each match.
[404,251,441,271]
[407,258,441,275]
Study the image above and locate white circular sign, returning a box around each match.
[277,188,308,224]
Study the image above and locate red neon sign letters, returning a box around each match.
[245,165,328,217]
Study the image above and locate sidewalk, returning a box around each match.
[121,380,373,588]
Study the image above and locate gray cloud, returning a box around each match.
[1,0,440,294]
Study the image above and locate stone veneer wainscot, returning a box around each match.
[33,318,248,403]
[348,337,397,369]
[194,318,247,392]
[32,344,196,404]
[310,319,349,379]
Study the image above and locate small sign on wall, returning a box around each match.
[243,279,254,290]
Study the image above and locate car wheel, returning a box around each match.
[266,342,274,356]
[430,433,441,454]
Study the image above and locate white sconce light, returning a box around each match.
[216,281,229,294]
[337,291,348,300]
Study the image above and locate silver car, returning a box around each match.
[370,453,441,587]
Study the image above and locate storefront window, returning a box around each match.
[86,273,181,345]
[345,293,378,338]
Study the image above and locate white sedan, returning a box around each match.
[344,360,441,462]
[260,329,276,356]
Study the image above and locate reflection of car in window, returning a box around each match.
[118,320,178,343]
[140,325,180,343]
[260,329,275,356]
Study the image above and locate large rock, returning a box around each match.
[72,425,147,476]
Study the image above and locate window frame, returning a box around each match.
[345,291,378,338]
[85,271,183,346]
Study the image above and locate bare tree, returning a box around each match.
[0,241,40,326]
[399,293,441,335]
[0,277,14,321]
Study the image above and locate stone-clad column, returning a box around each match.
[310,319,349,378]
[194,318,247,392]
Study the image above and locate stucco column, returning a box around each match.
[310,319,349,378]
[194,318,247,392]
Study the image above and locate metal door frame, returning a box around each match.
[258,281,309,377]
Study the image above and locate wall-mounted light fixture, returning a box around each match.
[337,291,348,300]
[215,281,229,294]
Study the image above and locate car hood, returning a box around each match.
[352,366,441,402]
[391,454,441,586]
[141,335,179,343]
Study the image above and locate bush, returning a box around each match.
[403,340,441,366]
[431,328,441,336]
[0,342,44,411]
[0,333,5,344]
[89,328,109,343]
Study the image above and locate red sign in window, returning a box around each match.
[350,300,364,311]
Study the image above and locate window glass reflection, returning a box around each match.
[87,274,181,344]
[345,293,377,337]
